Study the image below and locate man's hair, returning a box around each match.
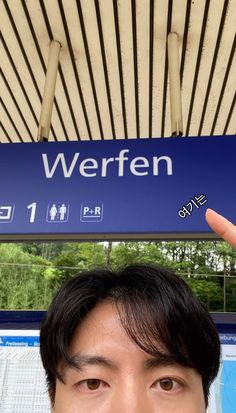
[40,264,220,405]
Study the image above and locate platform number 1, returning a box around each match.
[27,202,37,223]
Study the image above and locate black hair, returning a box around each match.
[40,264,220,405]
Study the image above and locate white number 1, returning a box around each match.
[27,202,37,223]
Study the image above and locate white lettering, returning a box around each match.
[130,157,149,176]
[115,149,129,176]
[101,157,114,177]
[42,153,80,178]
[153,156,173,175]
[79,158,98,177]
[95,207,101,215]
[42,150,174,178]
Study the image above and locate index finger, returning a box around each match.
[205,208,236,249]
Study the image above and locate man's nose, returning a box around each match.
[111,385,155,413]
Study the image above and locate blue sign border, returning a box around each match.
[0,135,235,240]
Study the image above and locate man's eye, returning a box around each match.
[76,379,108,392]
[152,377,182,392]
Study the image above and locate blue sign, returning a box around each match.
[0,335,39,347]
[0,135,235,239]
[209,332,236,413]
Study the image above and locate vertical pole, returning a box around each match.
[38,40,61,141]
[167,33,183,136]
[223,272,226,312]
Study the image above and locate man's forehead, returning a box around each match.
[69,300,169,361]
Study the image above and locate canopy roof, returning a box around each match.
[1,0,235,143]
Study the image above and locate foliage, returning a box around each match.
[0,243,55,309]
[0,240,235,311]
[185,277,223,311]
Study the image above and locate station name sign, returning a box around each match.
[42,149,173,179]
[0,135,235,240]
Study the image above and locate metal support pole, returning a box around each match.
[223,272,226,312]
[167,33,183,136]
[38,40,61,141]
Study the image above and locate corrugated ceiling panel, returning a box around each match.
[40,0,84,141]
[191,0,226,136]
[1,2,39,142]
[27,1,72,141]
[0,0,235,143]
[82,0,114,140]
[152,0,169,137]
[99,0,125,140]
[214,55,236,136]
[182,0,209,136]
[118,0,137,138]
[136,0,150,139]
[202,2,234,135]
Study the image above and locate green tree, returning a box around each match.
[0,243,54,309]
[52,242,107,282]
[185,277,223,311]
[1,239,235,312]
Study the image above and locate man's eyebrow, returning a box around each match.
[64,354,119,373]
[63,352,178,374]
[144,354,178,370]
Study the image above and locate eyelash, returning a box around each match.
[75,377,184,393]
[75,378,108,392]
[152,377,184,392]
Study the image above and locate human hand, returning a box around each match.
[205,208,236,249]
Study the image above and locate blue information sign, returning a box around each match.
[0,135,235,240]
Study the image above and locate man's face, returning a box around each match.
[52,302,206,413]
